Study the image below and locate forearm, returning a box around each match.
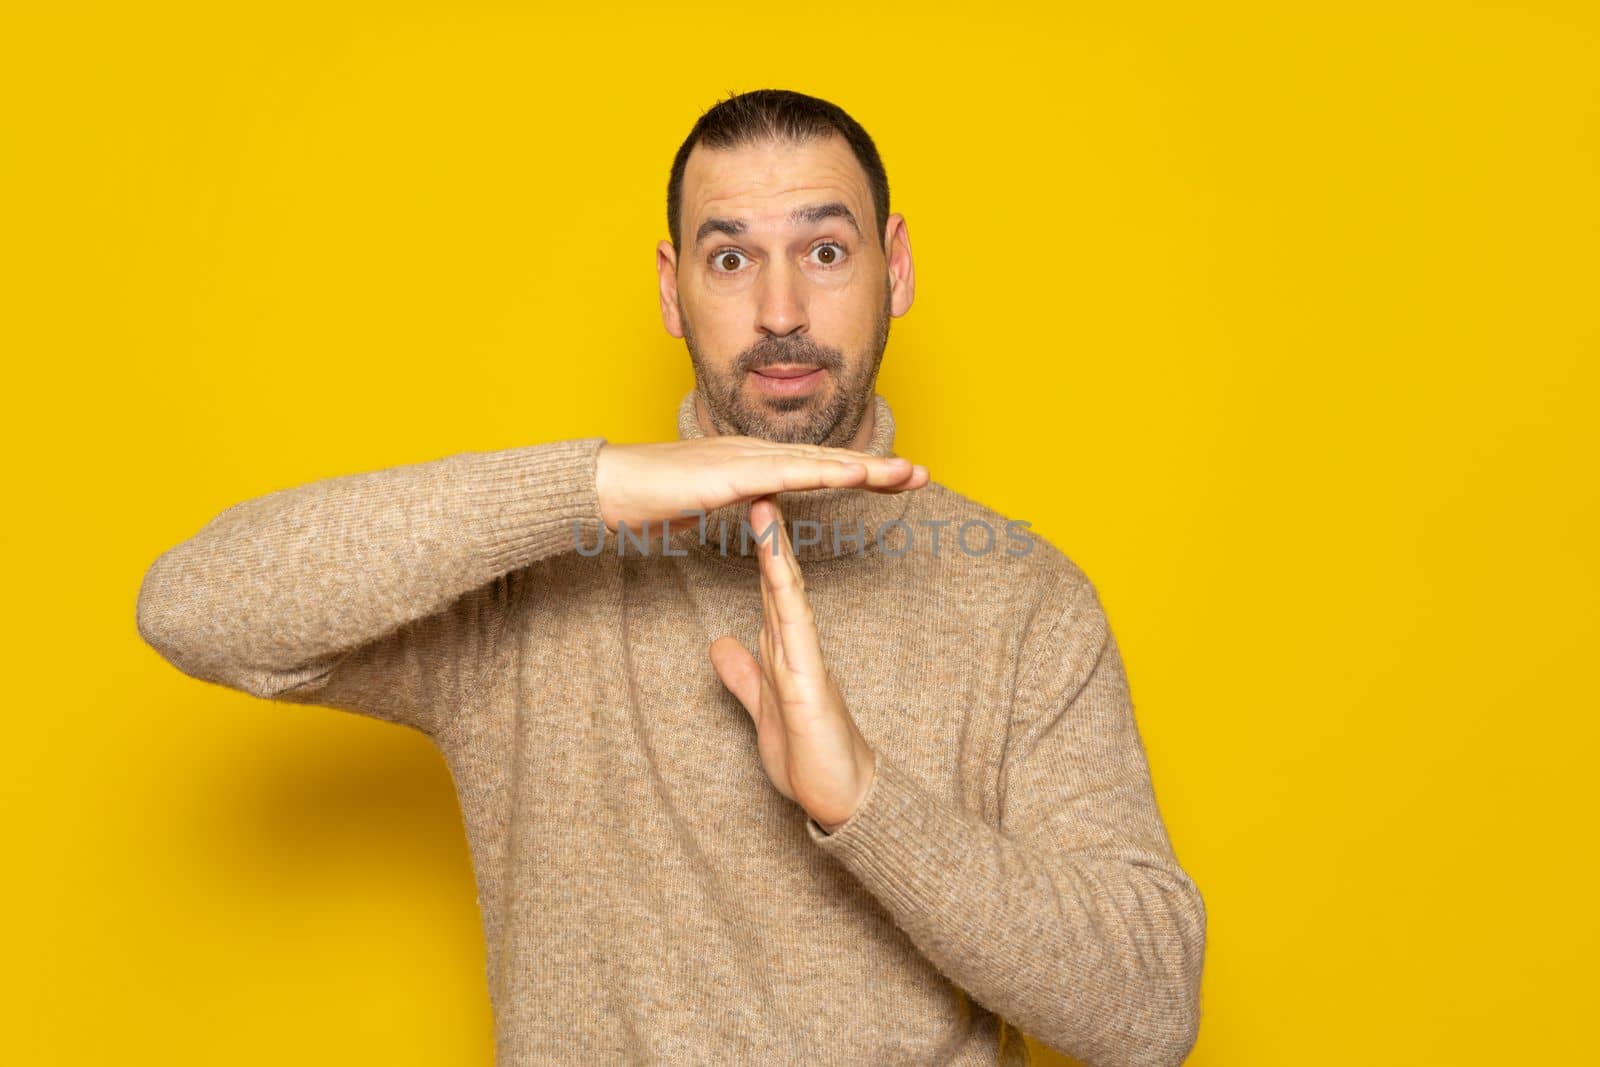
[807,752,1206,1067]
[135,437,606,696]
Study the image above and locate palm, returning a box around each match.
[710,495,877,831]
[595,437,926,533]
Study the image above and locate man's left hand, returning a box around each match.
[710,494,877,834]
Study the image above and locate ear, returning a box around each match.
[658,239,685,338]
[884,213,915,318]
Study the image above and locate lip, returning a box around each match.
[750,365,825,396]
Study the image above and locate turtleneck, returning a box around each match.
[670,387,916,566]
[137,399,1208,1064]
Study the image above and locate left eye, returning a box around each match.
[810,242,847,266]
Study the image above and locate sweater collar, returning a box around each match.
[669,388,914,566]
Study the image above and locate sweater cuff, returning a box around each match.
[454,437,609,574]
[804,750,984,912]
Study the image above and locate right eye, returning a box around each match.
[709,249,749,273]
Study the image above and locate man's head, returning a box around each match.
[658,89,915,447]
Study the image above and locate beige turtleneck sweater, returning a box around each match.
[135,389,1207,1066]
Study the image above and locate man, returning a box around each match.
[136,89,1206,1065]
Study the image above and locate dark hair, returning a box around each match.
[666,88,891,255]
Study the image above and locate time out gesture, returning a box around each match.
[594,435,928,831]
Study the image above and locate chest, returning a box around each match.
[585,554,1024,827]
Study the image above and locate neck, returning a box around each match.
[693,392,877,452]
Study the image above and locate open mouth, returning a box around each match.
[750,365,826,395]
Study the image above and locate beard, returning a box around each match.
[683,281,892,447]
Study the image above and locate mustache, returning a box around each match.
[738,336,842,373]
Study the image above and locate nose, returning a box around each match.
[754,258,807,340]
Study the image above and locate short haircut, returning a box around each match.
[666,88,891,256]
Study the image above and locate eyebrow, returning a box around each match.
[694,201,863,246]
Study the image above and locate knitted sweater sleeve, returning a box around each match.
[804,571,1207,1067]
[135,437,608,738]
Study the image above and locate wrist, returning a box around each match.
[817,746,877,834]
[593,443,619,532]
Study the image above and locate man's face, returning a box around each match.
[658,133,912,447]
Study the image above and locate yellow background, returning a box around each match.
[4,2,1596,1063]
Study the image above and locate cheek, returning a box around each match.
[689,300,742,343]
[681,299,743,361]
[686,274,752,321]
[820,284,880,345]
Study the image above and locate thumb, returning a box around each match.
[709,635,762,722]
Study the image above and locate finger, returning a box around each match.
[717,437,889,463]
[708,636,762,723]
[752,497,782,658]
[757,497,826,680]
[754,503,783,676]
[728,456,868,499]
[859,463,930,493]
[759,565,781,676]
[728,455,919,498]
[769,495,805,588]
[713,437,923,485]
[850,455,920,489]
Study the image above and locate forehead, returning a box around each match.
[681,134,871,236]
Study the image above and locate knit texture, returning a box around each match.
[136,389,1207,1066]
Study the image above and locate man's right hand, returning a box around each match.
[593,437,929,534]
